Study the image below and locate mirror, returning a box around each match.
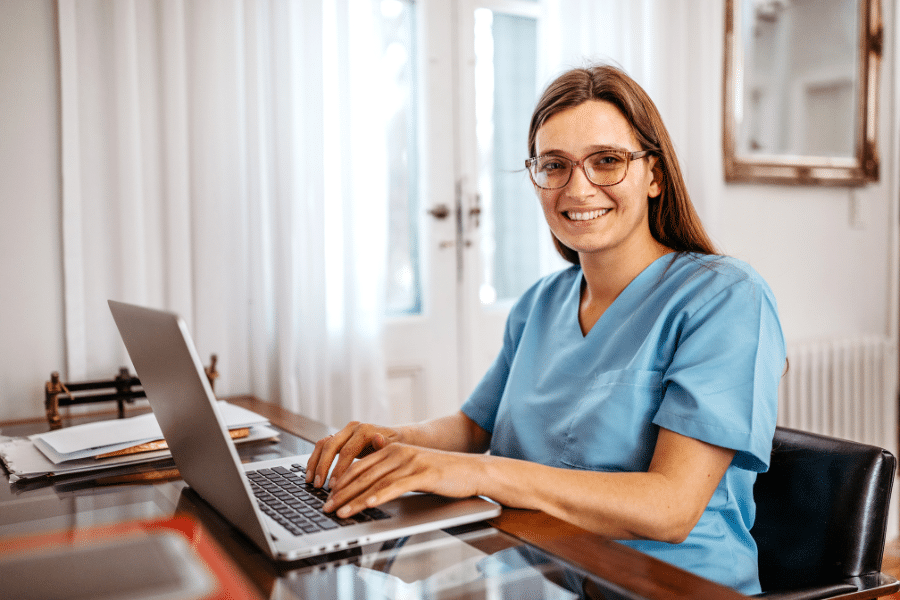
[723,0,882,185]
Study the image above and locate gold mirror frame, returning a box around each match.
[723,0,883,186]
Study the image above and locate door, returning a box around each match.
[456,0,557,397]
[383,0,557,424]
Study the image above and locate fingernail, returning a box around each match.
[337,506,350,518]
[323,500,333,512]
[314,475,322,488]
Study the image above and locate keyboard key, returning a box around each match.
[247,467,391,537]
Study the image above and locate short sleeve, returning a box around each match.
[460,290,531,434]
[653,268,785,472]
[461,346,509,434]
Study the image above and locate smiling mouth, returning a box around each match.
[565,209,611,221]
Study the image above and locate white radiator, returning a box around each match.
[778,335,897,450]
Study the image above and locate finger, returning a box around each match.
[306,436,331,483]
[311,424,358,487]
[305,435,332,483]
[331,469,418,519]
[329,428,383,484]
[326,448,413,511]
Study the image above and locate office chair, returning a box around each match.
[751,427,899,600]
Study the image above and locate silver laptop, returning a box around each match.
[108,300,500,561]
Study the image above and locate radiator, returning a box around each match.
[778,335,897,450]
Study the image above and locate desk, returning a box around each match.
[0,396,749,600]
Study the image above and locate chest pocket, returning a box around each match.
[560,369,664,472]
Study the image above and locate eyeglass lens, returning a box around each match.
[531,151,629,189]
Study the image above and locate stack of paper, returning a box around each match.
[0,402,279,481]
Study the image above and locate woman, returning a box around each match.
[306,64,785,594]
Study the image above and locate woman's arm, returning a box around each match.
[305,411,490,488]
[322,427,734,543]
[401,411,492,453]
[483,428,735,542]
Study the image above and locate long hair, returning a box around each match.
[528,65,717,264]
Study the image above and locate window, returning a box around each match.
[383,0,421,315]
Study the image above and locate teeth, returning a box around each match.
[567,209,610,221]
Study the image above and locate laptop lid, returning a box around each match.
[108,300,501,560]
[108,300,276,555]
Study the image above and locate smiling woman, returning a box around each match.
[529,100,666,285]
[307,64,787,596]
[526,67,718,267]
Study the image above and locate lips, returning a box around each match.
[565,208,611,221]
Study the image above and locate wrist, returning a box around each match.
[392,425,416,447]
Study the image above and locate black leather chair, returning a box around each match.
[751,427,899,600]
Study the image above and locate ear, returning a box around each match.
[647,156,663,199]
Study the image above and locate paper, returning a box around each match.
[30,401,270,464]
[0,402,278,481]
[35,412,162,455]
[0,424,280,482]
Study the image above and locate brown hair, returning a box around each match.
[528,64,717,264]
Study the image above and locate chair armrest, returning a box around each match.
[754,572,900,600]
[753,583,857,600]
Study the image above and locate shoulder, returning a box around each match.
[503,265,580,333]
[514,265,581,311]
[660,253,777,310]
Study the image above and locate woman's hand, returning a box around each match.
[306,412,492,490]
[321,444,486,518]
[305,421,404,489]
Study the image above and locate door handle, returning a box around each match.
[427,204,451,220]
[469,194,481,228]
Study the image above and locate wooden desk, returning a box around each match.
[1,396,750,600]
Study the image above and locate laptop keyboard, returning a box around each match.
[247,464,391,537]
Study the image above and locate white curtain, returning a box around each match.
[543,0,723,232]
[58,0,389,428]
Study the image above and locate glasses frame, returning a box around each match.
[525,148,658,190]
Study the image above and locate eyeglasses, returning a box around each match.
[525,148,658,190]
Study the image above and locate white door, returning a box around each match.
[456,0,558,397]
[383,0,558,424]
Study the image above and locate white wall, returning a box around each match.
[0,0,66,421]
[0,0,897,426]
[648,2,899,348]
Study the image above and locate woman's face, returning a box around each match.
[533,100,662,266]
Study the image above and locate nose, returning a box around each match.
[565,160,597,198]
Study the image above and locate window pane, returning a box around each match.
[474,10,542,305]
[383,0,421,315]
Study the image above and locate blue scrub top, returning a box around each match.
[461,252,786,595]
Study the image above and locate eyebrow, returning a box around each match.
[535,144,630,158]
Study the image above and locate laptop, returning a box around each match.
[108,300,501,561]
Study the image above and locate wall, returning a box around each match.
[0,0,65,422]
[0,0,897,423]
[706,1,898,347]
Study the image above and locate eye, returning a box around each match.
[587,151,626,169]
[537,156,568,172]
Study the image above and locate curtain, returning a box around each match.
[58,0,389,428]
[542,0,723,233]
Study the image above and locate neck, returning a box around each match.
[580,238,671,303]
[577,238,672,335]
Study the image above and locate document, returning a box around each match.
[0,402,278,481]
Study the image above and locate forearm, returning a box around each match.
[476,456,695,542]
[396,411,491,454]
[475,432,735,543]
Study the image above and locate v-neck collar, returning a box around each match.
[572,253,678,339]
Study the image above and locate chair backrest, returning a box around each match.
[751,427,896,592]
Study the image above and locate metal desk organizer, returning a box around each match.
[43,355,219,430]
